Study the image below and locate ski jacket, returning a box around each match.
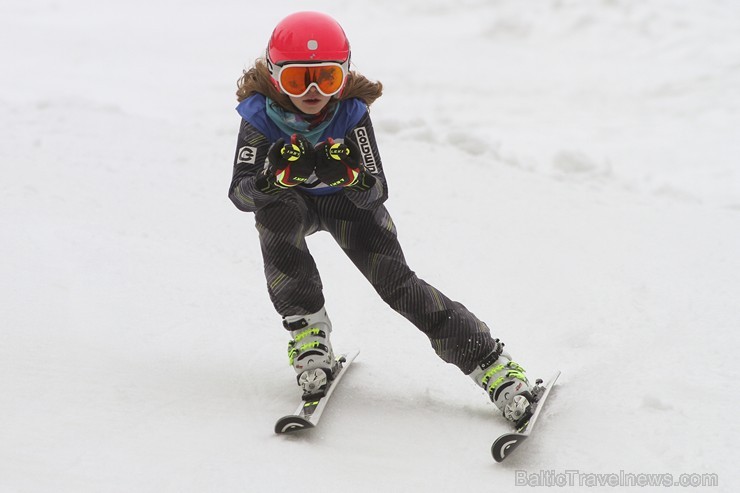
[228,94,387,213]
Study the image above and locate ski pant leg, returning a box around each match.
[317,193,496,374]
[254,193,323,317]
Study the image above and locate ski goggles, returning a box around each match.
[271,61,349,98]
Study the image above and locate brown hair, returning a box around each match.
[236,59,383,109]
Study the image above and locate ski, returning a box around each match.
[491,370,561,462]
[274,349,360,434]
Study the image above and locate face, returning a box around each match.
[288,86,332,115]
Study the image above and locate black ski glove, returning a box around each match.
[256,134,315,194]
[314,138,376,191]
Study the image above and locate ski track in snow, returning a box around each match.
[2,0,739,491]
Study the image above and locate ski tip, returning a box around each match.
[274,416,315,434]
[491,433,527,462]
[343,349,360,361]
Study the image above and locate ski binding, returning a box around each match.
[491,370,561,462]
[274,350,359,434]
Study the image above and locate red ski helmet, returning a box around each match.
[267,12,350,64]
[266,12,351,95]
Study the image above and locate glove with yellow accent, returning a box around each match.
[315,138,376,191]
[256,134,315,194]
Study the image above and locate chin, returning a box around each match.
[301,103,328,115]
[300,107,322,115]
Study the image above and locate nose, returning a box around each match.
[306,85,320,96]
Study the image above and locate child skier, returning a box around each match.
[229,11,534,425]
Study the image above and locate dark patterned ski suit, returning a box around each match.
[228,94,496,374]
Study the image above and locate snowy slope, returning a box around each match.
[2,0,739,492]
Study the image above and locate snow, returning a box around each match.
[2,0,739,491]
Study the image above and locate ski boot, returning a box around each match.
[284,308,340,401]
[469,340,535,428]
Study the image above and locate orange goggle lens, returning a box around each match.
[278,63,346,97]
